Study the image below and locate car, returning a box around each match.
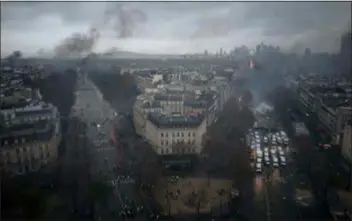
[256,167,262,173]
[256,150,263,158]
[280,156,286,163]
[272,157,278,163]
[270,149,276,155]
[279,150,285,156]
[280,131,287,137]
[264,156,270,163]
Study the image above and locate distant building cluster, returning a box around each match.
[287,74,352,162]
[132,67,234,157]
[0,64,61,176]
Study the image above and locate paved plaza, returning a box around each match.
[153,177,234,215]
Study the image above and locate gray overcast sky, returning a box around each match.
[1,2,351,56]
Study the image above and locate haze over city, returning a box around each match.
[1,2,351,57]
[1,2,352,221]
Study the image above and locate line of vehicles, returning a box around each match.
[247,128,290,173]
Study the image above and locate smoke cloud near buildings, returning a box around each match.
[53,3,147,58]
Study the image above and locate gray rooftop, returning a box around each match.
[148,112,204,128]
[0,121,55,148]
[140,100,162,108]
[154,94,189,101]
[184,100,208,109]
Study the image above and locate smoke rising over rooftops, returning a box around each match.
[53,3,147,58]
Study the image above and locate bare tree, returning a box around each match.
[230,143,253,190]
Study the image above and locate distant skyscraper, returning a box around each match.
[256,45,261,54]
[219,48,223,57]
[304,48,312,56]
[340,31,351,57]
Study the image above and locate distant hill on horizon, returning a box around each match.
[1,49,183,60]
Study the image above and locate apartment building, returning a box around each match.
[153,93,191,114]
[341,120,352,163]
[183,101,208,115]
[133,99,163,136]
[209,78,233,111]
[0,119,61,176]
[298,83,352,144]
[145,112,207,155]
[135,73,163,93]
[1,102,58,127]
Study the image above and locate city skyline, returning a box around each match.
[1,2,351,57]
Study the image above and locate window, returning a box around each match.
[177,132,180,137]
[181,132,184,137]
[192,132,196,137]
[161,140,164,145]
[161,132,164,137]
[165,140,168,146]
[161,149,164,154]
[188,139,191,144]
[177,139,180,143]
[188,132,191,137]
[192,139,195,144]
[172,139,175,144]
[166,148,169,153]
[172,132,175,137]
[165,133,168,137]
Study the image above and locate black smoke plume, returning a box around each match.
[54,27,100,58]
[53,3,147,59]
[104,3,147,39]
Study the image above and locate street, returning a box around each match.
[66,71,344,221]
[72,72,146,220]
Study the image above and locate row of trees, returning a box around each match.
[90,73,137,113]
[205,96,255,191]
[266,85,341,210]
